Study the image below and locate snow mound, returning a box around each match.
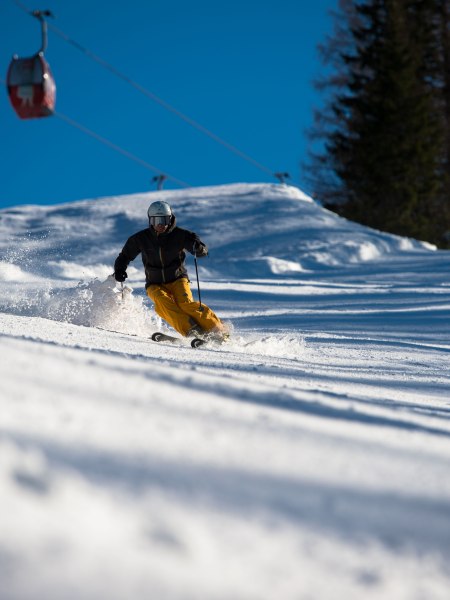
[0,183,435,283]
[0,182,439,331]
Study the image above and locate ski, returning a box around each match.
[151,332,184,344]
[151,332,213,348]
[96,328,225,349]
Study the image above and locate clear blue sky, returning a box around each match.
[0,0,336,209]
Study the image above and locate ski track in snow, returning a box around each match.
[1,183,450,600]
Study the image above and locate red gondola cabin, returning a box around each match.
[7,52,56,119]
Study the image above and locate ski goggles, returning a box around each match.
[150,215,171,227]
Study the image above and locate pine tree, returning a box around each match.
[436,0,450,209]
[308,0,450,246]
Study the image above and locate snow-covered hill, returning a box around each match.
[1,183,450,600]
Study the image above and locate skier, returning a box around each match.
[113,200,228,341]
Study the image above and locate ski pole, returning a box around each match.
[194,251,203,311]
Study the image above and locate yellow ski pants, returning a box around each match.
[146,278,222,337]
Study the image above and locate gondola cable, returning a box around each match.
[53,110,191,188]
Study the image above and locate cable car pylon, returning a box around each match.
[6,9,56,119]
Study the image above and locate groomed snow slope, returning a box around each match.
[1,183,450,600]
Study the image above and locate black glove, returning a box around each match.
[114,270,127,282]
[193,241,208,257]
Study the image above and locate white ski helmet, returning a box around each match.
[147,200,172,228]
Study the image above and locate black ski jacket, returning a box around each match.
[114,215,207,287]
